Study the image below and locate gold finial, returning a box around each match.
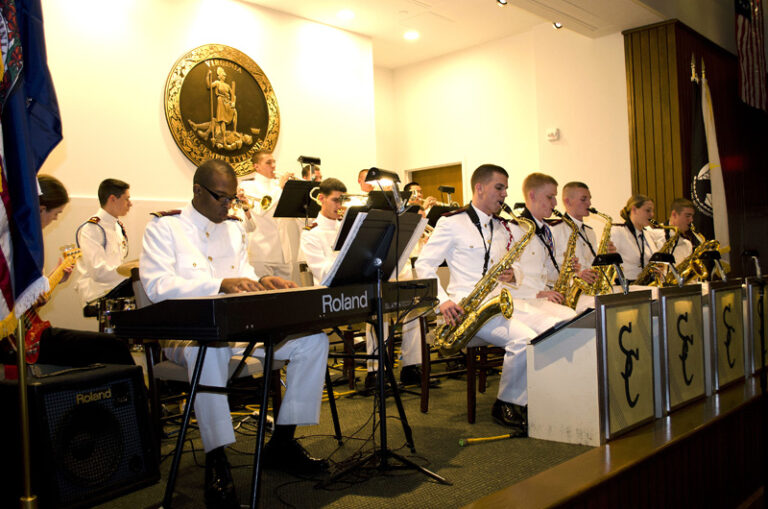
[700,57,707,80]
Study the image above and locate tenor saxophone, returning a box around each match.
[433,205,535,356]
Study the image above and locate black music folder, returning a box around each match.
[273,180,319,220]
[323,209,426,287]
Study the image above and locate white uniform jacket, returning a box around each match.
[506,208,570,300]
[299,213,340,284]
[647,227,693,265]
[140,204,254,301]
[611,222,664,281]
[415,204,522,306]
[75,208,128,304]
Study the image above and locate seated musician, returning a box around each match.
[0,175,134,367]
[416,164,561,434]
[510,173,583,317]
[299,178,425,389]
[139,160,329,509]
[646,198,695,265]
[561,182,599,274]
[611,194,663,282]
[74,178,134,318]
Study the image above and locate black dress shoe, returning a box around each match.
[262,439,329,475]
[491,399,527,437]
[399,365,441,387]
[204,448,238,509]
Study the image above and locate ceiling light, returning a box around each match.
[553,21,563,29]
[497,0,508,5]
[403,30,420,41]
[337,9,354,21]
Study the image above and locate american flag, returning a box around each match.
[736,0,767,111]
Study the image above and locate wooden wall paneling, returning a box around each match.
[640,30,657,203]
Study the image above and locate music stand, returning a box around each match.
[321,209,448,486]
[273,180,319,224]
[367,190,411,211]
[333,206,367,251]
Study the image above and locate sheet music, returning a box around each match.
[389,217,427,280]
[322,212,368,286]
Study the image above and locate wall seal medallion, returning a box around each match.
[164,44,279,176]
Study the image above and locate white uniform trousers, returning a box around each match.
[463,295,576,407]
[365,317,422,371]
[164,332,328,452]
[512,298,578,334]
[469,316,536,406]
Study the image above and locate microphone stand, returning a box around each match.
[320,214,449,487]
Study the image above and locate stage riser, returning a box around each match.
[558,397,763,509]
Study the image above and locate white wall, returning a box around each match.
[39,0,377,328]
[374,66,397,172]
[391,31,540,197]
[388,24,631,229]
[532,26,632,222]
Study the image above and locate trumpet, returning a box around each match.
[340,193,369,207]
[414,195,458,208]
[233,193,272,211]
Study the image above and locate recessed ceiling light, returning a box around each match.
[553,21,563,29]
[337,9,355,21]
[404,30,420,41]
[497,0,508,5]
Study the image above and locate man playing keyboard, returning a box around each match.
[140,159,329,509]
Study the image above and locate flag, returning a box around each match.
[0,0,62,329]
[689,70,715,240]
[701,72,731,259]
[736,0,767,111]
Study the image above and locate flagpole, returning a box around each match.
[16,320,37,509]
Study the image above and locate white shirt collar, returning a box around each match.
[185,204,217,233]
[316,213,339,230]
[96,208,118,226]
[470,203,493,227]
[568,214,584,229]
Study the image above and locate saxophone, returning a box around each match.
[552,211,585,309]
[433,205,535,356]
[672,224,727,284]
[634,220,678,286]
[567,207,615,301]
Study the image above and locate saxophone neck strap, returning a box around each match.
[466,205,493,277]
[523,207,560,273]
[567,213,597,257]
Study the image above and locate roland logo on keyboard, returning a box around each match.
[322,290,369,314]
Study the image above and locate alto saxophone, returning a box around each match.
[634,220,678,286]
[433,205,535,356]
[551,210,585,309]
[567,208,615,303]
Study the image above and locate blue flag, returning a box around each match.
[0,0,62,320]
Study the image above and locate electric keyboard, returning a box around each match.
[111,279,437,341]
